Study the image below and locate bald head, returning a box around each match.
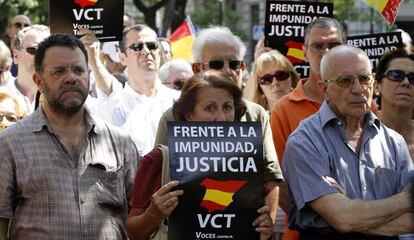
[320,45,371,82]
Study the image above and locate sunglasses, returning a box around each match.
[13,22,30,28]
[201,60,243,71]
[259,71,291,85]
[384,69,414,84]
[25,47,37,56]
[128,41,158,52]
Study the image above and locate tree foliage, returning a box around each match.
[0,0,48,38]
[190,1,245,40]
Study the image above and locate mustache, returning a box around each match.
[59,84,84,93]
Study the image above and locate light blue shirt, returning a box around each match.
[283,101,413,230]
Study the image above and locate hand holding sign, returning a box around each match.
[145,180,184,221]
[252,206,274,240]
[79,27,101,66]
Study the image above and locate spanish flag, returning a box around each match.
[363,0,402,25]
[285,40,305,64]
[200,178,247,213]
[169,17,195,62]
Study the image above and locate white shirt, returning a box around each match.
[97,79,179,155]
[3,77,35,114]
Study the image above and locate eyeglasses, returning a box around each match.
[165,79,185,90]
[0,112,20,123]
[43,65,89,79]
[384,69,414,85]
[127,41,158,52]
[25,47,37,56]
[13,22,30,28]
[308,42,341,53]
[259,71,291,85]
[325,74,374,89]
[201,60,244,71]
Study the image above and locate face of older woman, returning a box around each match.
[186,87,235,121]
[258,61,292,103]
[379,58,414,109]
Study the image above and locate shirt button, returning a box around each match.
[337,120,343,126]
[361,159,366,165]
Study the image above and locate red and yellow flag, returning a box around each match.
[200,178,247,213]
[363,0,402,25]
[285,40,305,64]
[169,18,195,62]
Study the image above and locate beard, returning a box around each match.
[41,82,89,116]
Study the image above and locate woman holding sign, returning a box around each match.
[375,48,414,160]
[245,50,300,112]
[125,71,274,240]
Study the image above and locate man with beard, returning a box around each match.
[0,34,138,239]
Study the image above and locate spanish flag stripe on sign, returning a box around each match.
[202,178,247,193]
[203,189,234,206]
[200,200,227,212]
[287,48,304,61]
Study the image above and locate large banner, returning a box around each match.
[348,32,403,71]
[167,122,264,240]
[50,0,124,42]
[265,1,333,77]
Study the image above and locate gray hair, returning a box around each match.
[304,17,346,46]
[14,24,50,50]
[158,59,193,83]
[192,26,246,62]
[320,45,370,81]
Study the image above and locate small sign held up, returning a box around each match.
[50,0,124,42]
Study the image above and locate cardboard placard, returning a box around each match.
[347,32,403,71]
[167,122,264,240]
[50,0,124,42]
[265,0,333,77]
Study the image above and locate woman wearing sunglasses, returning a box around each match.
[125,71,274,240]
[245,50,300,112]
[375,48,414,160]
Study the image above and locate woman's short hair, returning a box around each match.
[0,40,12,71]
[245,50,300,110]
[375,48,414,83]
[0,89,28,118]
[172,71,246,121]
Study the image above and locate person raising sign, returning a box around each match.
[125,71,274,240]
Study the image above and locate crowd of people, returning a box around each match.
[0,9,413,240]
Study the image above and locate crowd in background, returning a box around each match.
[0,8,413,240]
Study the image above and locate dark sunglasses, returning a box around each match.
[128,41,158,52]
[25,47,37,56]
[172,79,185,90]
[13,22,30,28]
[259,70,291,85]
[384,69,414,84]
[202,60,243,71]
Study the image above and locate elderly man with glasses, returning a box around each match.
[283,45,414,240]
[96,24,179,155]
[3,24,50,113]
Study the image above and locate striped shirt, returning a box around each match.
[0,107,138,239]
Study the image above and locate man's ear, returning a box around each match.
[192,63,201,74]
[119,52,127,67]
[13,48,19,65]
[303,44,309,63]
[33,72,42,93]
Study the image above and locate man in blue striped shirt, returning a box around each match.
[283,45,414,239]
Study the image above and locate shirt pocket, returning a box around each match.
[90,164,125,207]
[373,167,400,199]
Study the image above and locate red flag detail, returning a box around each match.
[74,0,98,8]
[382,0,401,25]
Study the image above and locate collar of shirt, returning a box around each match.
[319,101,380,130]
[30,106,99,136]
